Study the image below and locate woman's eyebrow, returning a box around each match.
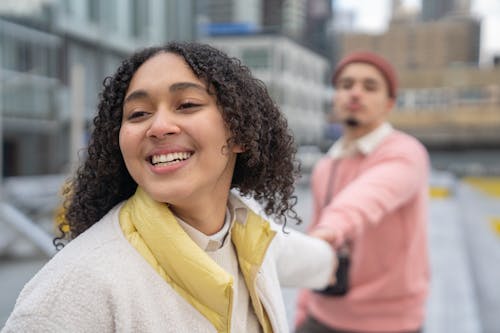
[123,90,149,104]
[169,82,207,93]
[124,82,207,105]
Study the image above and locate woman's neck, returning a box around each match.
[169,194,229,235]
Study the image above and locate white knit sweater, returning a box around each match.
[2,203,334,333]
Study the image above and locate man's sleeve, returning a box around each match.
[316,142,429,247]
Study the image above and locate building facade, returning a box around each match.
[55,0,197,120]
[1,0,197,177]
[203,0,262,27]
[391,65,500,148]
[421,0,471,21]
[1,17,63,176]
[340,16,480,70]
[304,0,333,57]
[203,34,332,145]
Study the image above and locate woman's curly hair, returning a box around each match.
[56,41,300,245]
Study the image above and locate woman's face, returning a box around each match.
[119,52,242,208]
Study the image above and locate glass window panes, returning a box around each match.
[242,48,269,70]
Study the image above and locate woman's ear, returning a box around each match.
[232,144,245,153]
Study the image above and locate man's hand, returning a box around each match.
[309,226,336,245]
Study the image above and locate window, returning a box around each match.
[16,41,33,72]
[458,87,487,104]
[102,0,118,31]
[131,0,150,38]
[88,0,100,23]
[242,48,269,70]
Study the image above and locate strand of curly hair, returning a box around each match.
[54,42,301,248]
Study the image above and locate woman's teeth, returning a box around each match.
[151,152,191,166]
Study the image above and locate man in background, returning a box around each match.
[295,51,430,333]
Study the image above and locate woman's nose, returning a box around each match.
[146,110,181,138]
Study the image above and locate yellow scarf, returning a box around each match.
[119,187,275,333]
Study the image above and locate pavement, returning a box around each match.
[0,256,46,326]
[1,172,500,332]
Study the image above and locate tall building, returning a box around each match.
[203,0,262,27]
[262,0,283,31]
[281,0,307,39]
[201,0,309,40]
[304,0,333,56]
[1,0,197,176]
[340,14,480,70]
[202,0,330,56]
[1,17,63,176]
[202,34,332,146]
[263,0,335,57]
[421,0,470,21]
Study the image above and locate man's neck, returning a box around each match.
[343,121,382,143]
[344,128,369,144]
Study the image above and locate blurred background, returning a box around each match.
[0,0,499,332]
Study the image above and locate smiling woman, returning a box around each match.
[2,42,337,333]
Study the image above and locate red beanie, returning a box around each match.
[332,51,398,99]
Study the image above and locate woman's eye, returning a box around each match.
[178,102,202,111]
[127,111,149,120]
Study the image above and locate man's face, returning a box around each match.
[334,62,394,137]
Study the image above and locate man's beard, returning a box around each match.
[344,117,360,127]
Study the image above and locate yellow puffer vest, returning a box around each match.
[119,188,276,333]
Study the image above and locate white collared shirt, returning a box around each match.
[175,196,249,252]
[176,208,231,252]
[327,122,393,159]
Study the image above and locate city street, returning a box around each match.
[2,0,499,331]
[1,173,500,332]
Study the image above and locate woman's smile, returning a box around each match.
[150,151,192,166]
[147,150,194,174]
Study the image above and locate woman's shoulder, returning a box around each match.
[4,203,140,324]
[51,203,129,269]
[3,202,154,325]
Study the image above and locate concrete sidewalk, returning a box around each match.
[423,194,482,333]
[0,257,47,327]
[457,180,500,333]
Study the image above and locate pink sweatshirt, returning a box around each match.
[296,130,430,332]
